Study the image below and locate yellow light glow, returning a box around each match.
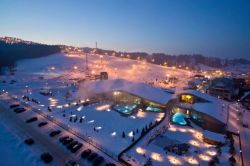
[189,140,200,147]
[151,152,163,162]
[96,104,110,111]
[167,156,182,165]
[187,158,198,165]
[206,150,217,156]
[136,111,146,118]
[136,147,145,154]
[199,154,211,161]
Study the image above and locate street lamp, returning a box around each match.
[99,55,103,67]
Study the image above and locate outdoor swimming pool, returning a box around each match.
[172,112,187,125]
[145,106,162,112]
[113,104,137,115]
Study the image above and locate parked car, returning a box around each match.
[38,122,48,127]
[49,130,61,137]
[81,149,92,158]
[40,153,53,163]
[93,156,104,166]
[71,143,83,153]
[59,136,69,142]
[67,141,78,150]
[10,104,20,108]
[14,108,26,113]
[24,138,34,145]
[62,138,73,145]
[26,117,38,123]
[87,152,98,161]
[66,160,80,166]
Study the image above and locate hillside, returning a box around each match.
[0,37,60,72]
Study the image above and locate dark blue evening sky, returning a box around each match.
[0,0,250,59]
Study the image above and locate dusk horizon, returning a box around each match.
[1,0,250,59]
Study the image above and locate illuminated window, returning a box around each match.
[180,94,194,104]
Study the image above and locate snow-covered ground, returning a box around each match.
[125,124,232,166]
[1,52,245,166]
[0,122,45,166]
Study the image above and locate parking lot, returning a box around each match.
[0,93,121,166]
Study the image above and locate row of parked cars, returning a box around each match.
[60,136,83,153]
[81,149,104,166]
[9,103,115,166]
[10,103,28,114]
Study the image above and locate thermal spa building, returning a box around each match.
[172,90,228,133]
[82,79,174,114]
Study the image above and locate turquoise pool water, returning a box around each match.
[145,106,162,112]
[113,104,137,115]
[172,112,187,125]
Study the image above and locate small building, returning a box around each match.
[100,72,108,80]
[207,77,238,100]
[203,130,225,145]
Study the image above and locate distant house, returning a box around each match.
[207,77,238,100]
[100,72,108,80]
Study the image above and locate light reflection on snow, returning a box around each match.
[88,120,94,123]
[77,106,83,111]
[128,131,133,137]
[111,132,116,136]
[96,104,110,111]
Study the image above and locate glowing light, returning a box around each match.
[88,120,94,123]
[128,131,133,137]
[187,158,198,165]
[169,126,177,132]
[95,126,102,130]
[167,156,182,165]
[77,106,83,111]
[199,154,211,161]
[179,128,187,132]
[206,150,217,156]
[64,104,69,107]
[96,104,110,111]
[189,140,200,147]
[111,132,116,136]
[136,111,146,118]
[130,115,136,119]
[56,105,63,108]
[136,147,145,154]
[151,152,163,162]
[73,66,78,70]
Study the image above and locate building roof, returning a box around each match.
[181,90,228,123]
[210,77,234,90]
[82,79,173,105]
[203,130,225,143]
